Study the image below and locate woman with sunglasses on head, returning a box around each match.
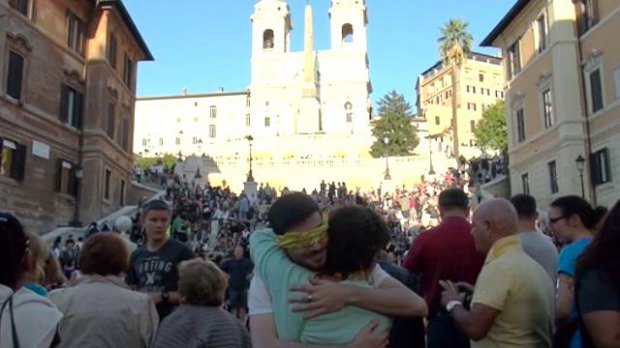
[574,199,620,348]
[547,196,604,348]
[0,212,63,348]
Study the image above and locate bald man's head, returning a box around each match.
[471,198,519,254]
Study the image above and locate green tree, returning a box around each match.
[474,100,508,152]
[438,19,474,59]
[135,153,178,170]
[370,90,419,157]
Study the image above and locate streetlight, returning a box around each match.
[70,166,84,227]
[428,136,436,175]
[245,135,254,182]
[383,137,391,180]
[576,155,586,198]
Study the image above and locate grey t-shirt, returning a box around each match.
[520,231,559,284]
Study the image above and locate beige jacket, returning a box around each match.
[49,274,158,348]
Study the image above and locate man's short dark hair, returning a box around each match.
[510,194,537,219]
[438,188,469,211]
[142,199,172,216]
[267,192,320,235]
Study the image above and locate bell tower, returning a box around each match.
[251,0,292,55]
[329,0,368,51]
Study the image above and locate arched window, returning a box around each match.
[342,24,354,44]
[263,29,274,49]
[345,102,353,123]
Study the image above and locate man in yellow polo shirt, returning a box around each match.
[440,198,554,348]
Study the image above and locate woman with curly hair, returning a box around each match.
[575,200,620,348]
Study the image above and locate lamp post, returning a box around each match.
[576,155,586,198]
[245,135,254,182]
[428,136,436,175]
[383,137,391,180]
[70,166,84,227]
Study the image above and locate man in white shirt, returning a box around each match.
[249,193,427,348]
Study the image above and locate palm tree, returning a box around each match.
[438,19,473,160]
[438,19,473,60]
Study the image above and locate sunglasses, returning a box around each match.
[549,215,567,224]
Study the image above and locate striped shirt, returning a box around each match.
[153,305,251,348]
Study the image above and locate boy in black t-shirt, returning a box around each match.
[126,200,195,321]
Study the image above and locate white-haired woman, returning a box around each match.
[153,259,251,348]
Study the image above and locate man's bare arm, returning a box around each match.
[450,303,499,341]
[291,276,428,319]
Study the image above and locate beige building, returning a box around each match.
[416,51,505,160]
[482,0,620,208]
[0,0,152,232]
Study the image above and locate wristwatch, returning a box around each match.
[160,290,170,303]
[446,300,463,312]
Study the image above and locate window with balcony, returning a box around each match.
[576,0,598,36]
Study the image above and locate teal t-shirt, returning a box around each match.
[249,229,391,344]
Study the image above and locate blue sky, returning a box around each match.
[124,0,515,107]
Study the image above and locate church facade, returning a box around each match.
[135,0,437,191]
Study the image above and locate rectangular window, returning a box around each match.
[537,14,548,52]
[175,137,181,145]
[516,108,526,143]
[548,161,559,194]
[522,173,530,195]
[507,40,521,79]
[264,117,271,127]
[246,95,251,107]
[466,86,471,93]
[209,125,216,138]
[472,86,477,94]
[470,120,476,132]
[120,179,126,206]
[107,102,116,138]
[6,51,24,100]
[615,67,620,100]
[123,54,133,88]
[210,106,217,118]
[56,159,77,196]
[591,148,612,186]
[158,138,163,146]
[108,34,118,69]
[435,116,440,125]
[245,114,251,127]
[121,117,129,151]
[577,0,598,35]
[60,85,84,129]
[67,12,85,55]
[0,139,26,181]
[479,74,484,82]
[542,89,554,129]
[192,136,198,144]
[589,69,604,113]
[141,139,147,146]
[9,0,29,16]
[104,169,111,200]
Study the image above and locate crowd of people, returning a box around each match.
[1,166,619,347]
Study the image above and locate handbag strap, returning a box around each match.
[0,295,20,348]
